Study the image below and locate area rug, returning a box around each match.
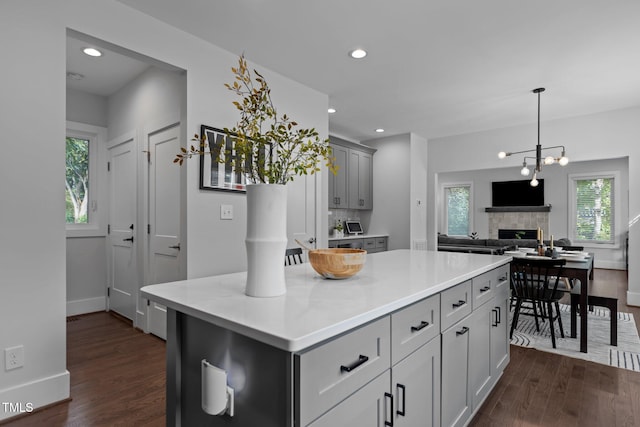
[510,303,640,372]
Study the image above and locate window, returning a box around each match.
[66,122,107,237]
[66,136,90,224]
[569,172,619,246]
[443,184,472,236]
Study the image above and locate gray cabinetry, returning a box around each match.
[392,336,441,427]
[348,149,373,209]
[490,275,510,375]
[307,371,389,427]
[328,144,348,209]
[441,314,472,427]
[441,265,510,427]
[329,236,387,253]
[301,294,441,426]
[328,138,376,210]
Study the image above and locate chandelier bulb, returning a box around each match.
[520,161,530,176]
[559,155,569,166]
[544,155,555,165]
[530,173,539,187]
[498,151,507,159]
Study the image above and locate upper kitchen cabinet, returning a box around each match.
[329,137,376,210]
[328,144,348,208]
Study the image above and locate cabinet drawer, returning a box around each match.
[494,265,510,301]
[375,238,387,248]
[440,280,472,331]
[471,270,495,309]
[391,294,440,365]
[472,265,510,309]
[296,316,391,426]
[363,238,376,250]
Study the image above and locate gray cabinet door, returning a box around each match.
[307,371,390,427]
[329,144,348,208]
[490,296,510,376]
[348,149,373,210]
[468,301,492,410]
[441,318,471,427]
[392,336,441,427]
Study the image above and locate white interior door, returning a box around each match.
[287,174,316,256]
[107,137,137,321]
[147,124,182,339]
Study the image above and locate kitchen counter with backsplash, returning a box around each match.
[141,250,511,426]
[328,233,388,241]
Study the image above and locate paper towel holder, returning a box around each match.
[201,359,235,417]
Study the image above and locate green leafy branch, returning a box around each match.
[175,54,337,184]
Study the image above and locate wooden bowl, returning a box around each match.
[308,248,367,279]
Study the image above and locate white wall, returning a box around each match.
[438,157,629,269]
[66,91,109,316]
[410,134,428,248]
[366,134,412,250]
[66,89,108,127]
[0,1,69,419]
[0,0,327,418]
[427,107,640,306]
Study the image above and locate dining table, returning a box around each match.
[508,251,594,353]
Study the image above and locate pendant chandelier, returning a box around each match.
[498,88,569,186]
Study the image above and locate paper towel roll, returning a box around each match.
[201,359,228,415]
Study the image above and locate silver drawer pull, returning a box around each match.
[340,354,369,373]
[480,286,491,293]
[410,321,429,332]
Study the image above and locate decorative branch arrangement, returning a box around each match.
[175,54,336,184]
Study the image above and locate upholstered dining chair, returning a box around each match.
[510,257,567,348]
[285,248,304,266]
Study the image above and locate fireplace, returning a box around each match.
[498,229,538,239]
[486,208,550,239]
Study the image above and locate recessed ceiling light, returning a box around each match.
[375,128,385,133]
[328,108,336,114]
[83,47,102,57]
[349,48,367,59]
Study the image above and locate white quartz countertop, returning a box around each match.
[141,250,510,352]
[328,233,388,241]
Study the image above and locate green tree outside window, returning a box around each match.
[66,137,90,224]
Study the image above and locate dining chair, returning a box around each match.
[285,248,304,266]
[510,257,567,348]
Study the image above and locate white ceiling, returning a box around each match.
[88,0,640,142]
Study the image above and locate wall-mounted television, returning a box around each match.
[491,179,544,207]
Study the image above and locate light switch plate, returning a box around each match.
[220,204,233,220]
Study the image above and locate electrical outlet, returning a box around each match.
[5,345,24,371]
[220,204,233,220]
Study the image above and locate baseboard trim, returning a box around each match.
[593,260,626,270]
[627,291,640,307]
[67,296,106,316]
[0,371,70,422]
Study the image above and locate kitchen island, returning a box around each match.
[141,249,511,427]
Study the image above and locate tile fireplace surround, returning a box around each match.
[487,210,550,239]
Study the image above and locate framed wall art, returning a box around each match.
[199,125,247,192]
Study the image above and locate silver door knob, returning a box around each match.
[307,237,316,244]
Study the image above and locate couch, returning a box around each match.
[437,235,573,255]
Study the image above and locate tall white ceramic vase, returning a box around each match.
[245,184,288,297]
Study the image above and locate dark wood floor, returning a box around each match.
[471,268,640,427]
[2,312,166,427]
[3,268,639,426]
